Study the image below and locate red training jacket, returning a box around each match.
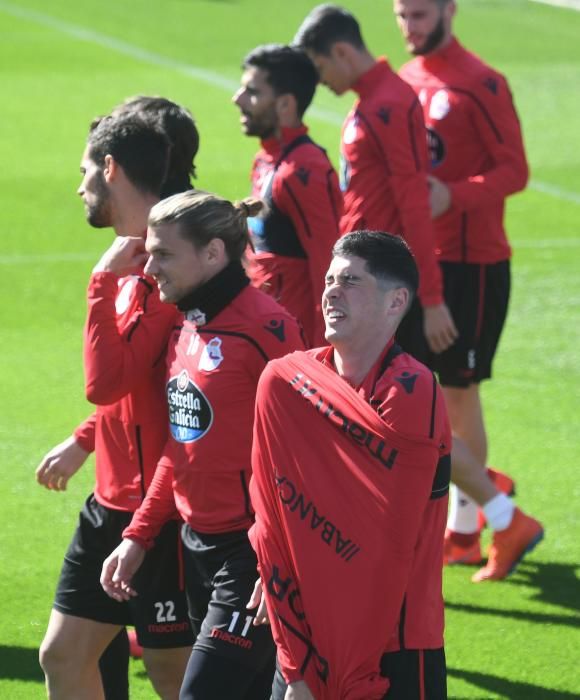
[399,38,529,263]
[247,125,342,347]
[73,270,178,512]
[339,58,443,307]
[249,344,450,697]
[124,284,305,545]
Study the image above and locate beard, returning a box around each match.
[410,14,446,56]
[85,170,112,228]
[241,107,278,140]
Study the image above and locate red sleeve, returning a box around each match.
[448,73,529,211]
[73,413,96,453]
[274,157,342,344]
[84,271,177,405]
[122,460,178,549]
[365,101,443,307]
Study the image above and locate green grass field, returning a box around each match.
[1,0,579,697]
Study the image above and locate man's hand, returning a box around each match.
[285,681,315,700]
[247,578,270,625]
[100,539,145,602]
[428,175,452,218]
[35,436,89,491]
[93,236,148,276]
[423,303,458,354]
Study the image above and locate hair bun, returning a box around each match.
[235,197,264,219]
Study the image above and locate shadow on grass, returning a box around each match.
[449,667,578,699]
[509,561,580,614]
[0,645,44,682]
[447,561,580,627]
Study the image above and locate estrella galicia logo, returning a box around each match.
[427,127,445,167]
[167,369,213,443]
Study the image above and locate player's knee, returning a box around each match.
[143,648,189,700]
[39,634,72,677]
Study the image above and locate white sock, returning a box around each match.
[483,493,515,531]
[447,485,479,534]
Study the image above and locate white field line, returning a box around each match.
[2,239,580,265]
[0,1,578,204]
[529,0,580,10]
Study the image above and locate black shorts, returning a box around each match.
[54,494,193,649]
[181,525,276,672]
[271,647,446,700]
[397,261,510,388]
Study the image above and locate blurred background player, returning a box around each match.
[36,109,197,699]
[294,3,457,356]
[233,43,342,347]
[394,0,543,581]
[100,191,304,699]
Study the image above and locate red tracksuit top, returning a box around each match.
[399,38,529,263]
[247,125,342,347]
[316,343,451,652]
[124,277,305,545]
[73,270,178,512]
[339,58,443,307]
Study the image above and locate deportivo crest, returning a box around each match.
[429,90,451,120]
[198,337,224,371]
[186,308,207,325]
[167,369,213,443]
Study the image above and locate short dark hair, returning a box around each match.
[294,4,365,56]
[242,44,317,118]
[333,231,419,300]
[87,115,169,196]
[112,96,200,195]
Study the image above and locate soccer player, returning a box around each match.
[37,114,194,699]
[100,191,305,699]
[249,231,451,699]
[294,4,457,356]
[394,0,543,580]
[233,44,342,347]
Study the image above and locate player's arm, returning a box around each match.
[84,236,177,405]
[35,413,96,491]
[101,456,178,600]
[275,160,342,346]
[372,374,450,631]
[374,104,457,351]
[444,73,529,212]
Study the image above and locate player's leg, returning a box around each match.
[142,648,192,700]
[40,495,132,698]
[130,520,194,699]
[440,262,543,577]
[39,609,122,699]
[179,527,276,699]
[99,628,130,700]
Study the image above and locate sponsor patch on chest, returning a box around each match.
[167,369,213,442]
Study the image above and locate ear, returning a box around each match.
[206,237,226,265]
[276,93,298,126]
[388,287,410,315]
[446,0,457,21]
[103,154,117,184]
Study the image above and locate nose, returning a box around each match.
[232,88,244,107]
[144,256,156,276]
